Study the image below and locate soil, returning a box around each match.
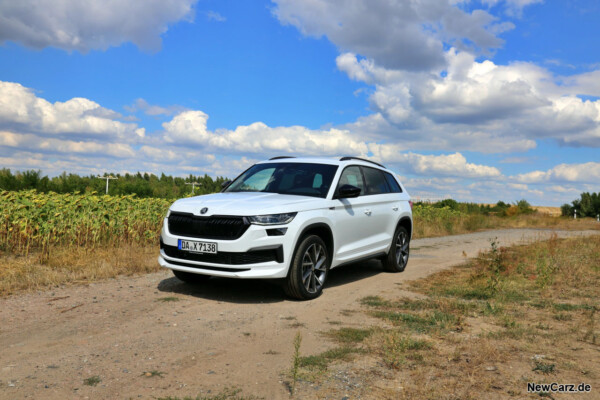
[0,228,597,400]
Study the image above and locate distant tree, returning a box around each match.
[562,192,600,218]
[0,169,230,199]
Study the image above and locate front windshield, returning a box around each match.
[224,162,339,198]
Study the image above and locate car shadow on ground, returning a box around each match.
[156,259,388,304]
[157,276,286,304]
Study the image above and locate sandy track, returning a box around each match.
[0,228,597,399]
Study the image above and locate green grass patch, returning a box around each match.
[324,327,372,344]
[360,295,392,307]
[552,303,594,311]
[371,310,457,333]
[382,332,433,369]
[533,361,556,374]
[83,375,101,386]
[299,346,362,372]
[156,296,180,302]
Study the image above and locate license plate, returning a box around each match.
[178,239,218,254]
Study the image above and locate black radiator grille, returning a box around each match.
[168,212,249,240]
[161,243,282,265]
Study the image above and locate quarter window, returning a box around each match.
[384,172,403,193]
[363,167,390,195]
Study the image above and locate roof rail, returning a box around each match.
[269,156,296,160]
[339,156,385,168]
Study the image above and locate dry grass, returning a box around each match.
[0,244,160,296]
[301,234,600,399]
[412,212,599,239]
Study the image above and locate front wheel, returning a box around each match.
[284,235,330,300]
[382,226,410,272]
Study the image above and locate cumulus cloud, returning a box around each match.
[0,81,145,140]
[162,110,370,155]
[0,131,136,158]
[273,0,513,71]
[0,0,196,52]
[369,147,502,178]
[334,51,600,149]
[159,109,502,179]
[515,162,600,184]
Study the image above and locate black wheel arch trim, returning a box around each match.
[398,216,413,239]
[288,223,334,275]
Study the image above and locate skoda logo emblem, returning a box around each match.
[200,207,208,214]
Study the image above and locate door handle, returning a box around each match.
[392,207,398,211]
[364,209,372,216]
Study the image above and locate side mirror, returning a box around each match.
[337,184,361,198]
[221,180,232,190]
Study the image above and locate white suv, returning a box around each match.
[159,157,412,300]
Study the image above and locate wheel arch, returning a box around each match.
[398,216,413,239]
[295,222,335,263]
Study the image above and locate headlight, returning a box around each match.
[247,212,297,225]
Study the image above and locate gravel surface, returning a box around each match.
[0,228,597,399]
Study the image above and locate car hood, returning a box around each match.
[169,192,326,216]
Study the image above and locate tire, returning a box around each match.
[172,269,211,283]
[284,235,330,300]
[382,225,410,272]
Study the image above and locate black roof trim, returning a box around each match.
[269,156,296,160]
[339,156,385,168]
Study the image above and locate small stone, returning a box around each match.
[485,366,497,371]
[207,370,215,375]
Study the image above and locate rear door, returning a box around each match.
[360,166,399,252]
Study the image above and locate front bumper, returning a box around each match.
[159,217,296,279]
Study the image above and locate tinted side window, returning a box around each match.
[384,172,402,193]
[363,167,390,195]
[337,166,365,195]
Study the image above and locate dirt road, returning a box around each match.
[1,228,597,399]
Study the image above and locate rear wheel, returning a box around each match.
[172,269,211,283]
[382,226,410,272]
[284,235,329,300]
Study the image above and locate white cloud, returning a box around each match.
[515,162,600,184]
[370,147,502,178]
[0,81,145,141]
[273,0,513,71]
[334,51,600,149]
[482,0,543,17]
[0,131,136,158]
[162,110,370,155]
[206,11,226,22]
[124,98,187,117]
[0,0,196,52]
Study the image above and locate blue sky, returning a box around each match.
[0,0,599,205]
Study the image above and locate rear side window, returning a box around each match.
[384,172,403,193]
[362,167,390,195]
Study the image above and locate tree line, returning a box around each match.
[0,169,229,198]
[561,192,600,218]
